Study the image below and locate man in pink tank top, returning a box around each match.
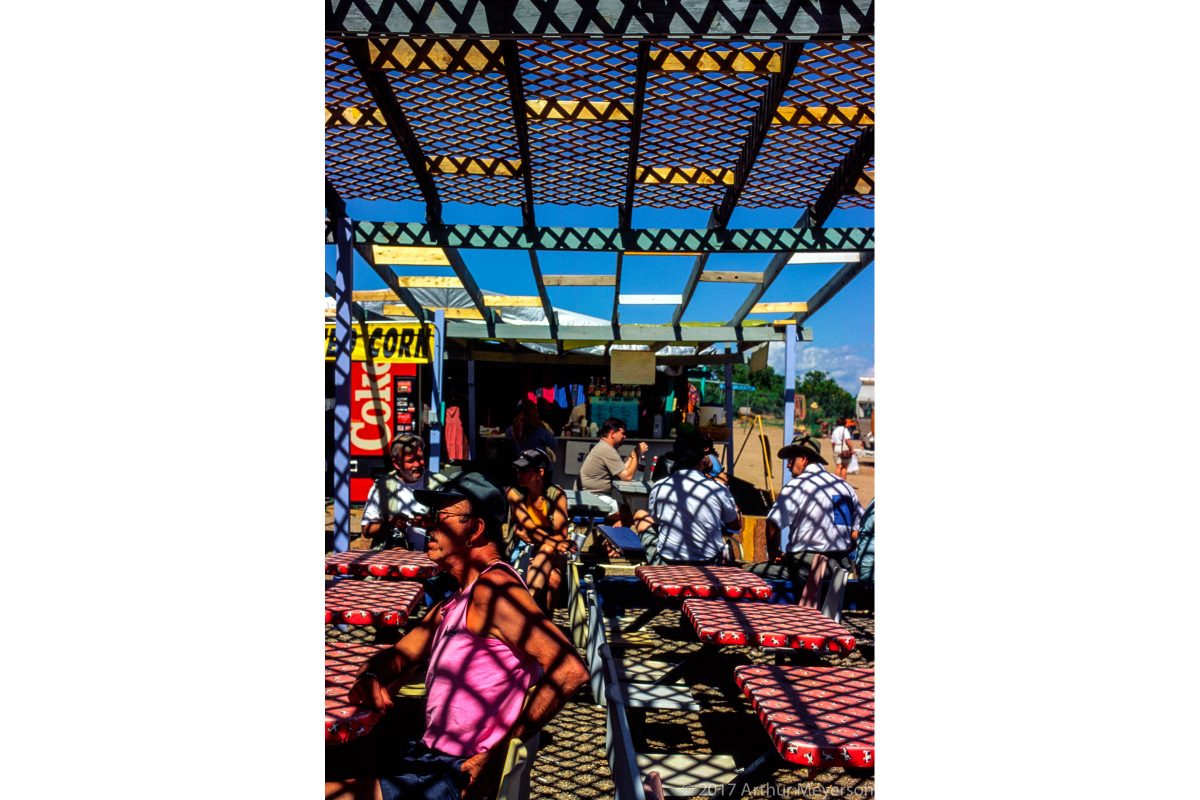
[327,472,588,800]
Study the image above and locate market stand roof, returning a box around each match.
[325,0,874,357]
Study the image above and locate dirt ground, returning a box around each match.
[722,418,874,507]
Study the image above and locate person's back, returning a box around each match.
[772,464,861,554]
[648,467,740,563]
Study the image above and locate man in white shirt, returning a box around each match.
[635,435,742,565]
[360,433,430,550]
[747,437,863,612]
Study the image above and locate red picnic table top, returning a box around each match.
[635,565,773,600]
[734,665,874,770]
[682,598,857,652]
[325,548,438,580]
[325,579,424,626]
[325,641,387,744]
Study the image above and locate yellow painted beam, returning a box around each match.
[699,271,764,283]
[772,105,874,126]
[391,276,464,289]
[637,166,735,185]
[425,156,523,177]
[353,289,402,302]
[368,38,502,72]
[542,274,617,286]
[751,302,809,314]
[483,295,543,307]
[525,99,634,121]
[325,106,386,127]
[623,251,700,257]
[383,305,483,319]
[650,48,781,73]
[371,246,450,266]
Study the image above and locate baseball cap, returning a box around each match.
[512,447,554,480]
[412,471,506,530]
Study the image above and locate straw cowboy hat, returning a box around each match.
[777,435,827,465]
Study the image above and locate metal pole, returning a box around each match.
[724,345,735,478]
[427,309,446,474]
[467,356,477,460]
[332,214,354,553]
[781,324,797,483]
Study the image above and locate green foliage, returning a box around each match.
[693,365,856,421]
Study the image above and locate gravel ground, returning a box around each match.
[326,587,875,799]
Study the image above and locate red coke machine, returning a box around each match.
[341,361,422,502]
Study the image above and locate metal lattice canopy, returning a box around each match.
[325,0,875,354]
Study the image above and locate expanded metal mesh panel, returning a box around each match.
[791,41,874,106]
[741,126,863,208]
[325,39,425,202]
[636,40,780,208]
[326,126,424,202]
[383,69,524,206]
[521,39,637,207]
[739,41,874,208]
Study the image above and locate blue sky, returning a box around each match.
[326,201,873,393]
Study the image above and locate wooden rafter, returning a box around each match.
[673,41,802,327]
[500,39,557,339]
[615,41,651,336]
[728,126,875,326]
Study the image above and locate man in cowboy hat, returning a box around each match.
[329,471,588,800]
[746,436,864,614]
[631,432,742,565]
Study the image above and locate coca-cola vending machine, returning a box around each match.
[347,361,421,502]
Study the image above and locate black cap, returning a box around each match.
[412,471,506,530]
[777,436,827,465]
[512,447,554,481]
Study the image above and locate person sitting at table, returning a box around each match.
[506,398,558,456]
[746,436,863,611]
[329,471,589,800]
[505,447,572,615]
[631,433,742,566]
[578,417,648,521]
[360,433,429,551]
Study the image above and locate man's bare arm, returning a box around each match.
[346,603,442,712]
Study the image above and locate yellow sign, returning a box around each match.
[324,322,435,363]
[610,350,656,384]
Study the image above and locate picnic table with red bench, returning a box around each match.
[325,641,387,744]
[682,598,857,652]
[733,664,874,771]
[325,548,438,579]
[325,579,424,626]
[635,565,773,599]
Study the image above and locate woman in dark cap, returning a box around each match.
[505,447,571,615]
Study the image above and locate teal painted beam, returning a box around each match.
[346,222,873,254]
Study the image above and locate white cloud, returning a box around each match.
[766,343,873,392]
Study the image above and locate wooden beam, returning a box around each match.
[367,38,502,72]
[854,169,875,195]
[674,41,802,328]
[793,253,875,325]
[772,105,874,126]
[325,106,386,127]
[395,276,464,289]
[483,295,543,307]
[371,245,450,266]
[525,98,633,121]
[383,305,483,320]
[728,126,875,326]
[750,302,809,314]
[543,274,617,286]
[498,39,558,340]
[352,244,426,322]
[650,48,781,73]
[699,271,763,283]
[619,294,683,305]
[622,251,700,257]
[445,322,787,344]
[425,156,523,177]
[636,166,734,185]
